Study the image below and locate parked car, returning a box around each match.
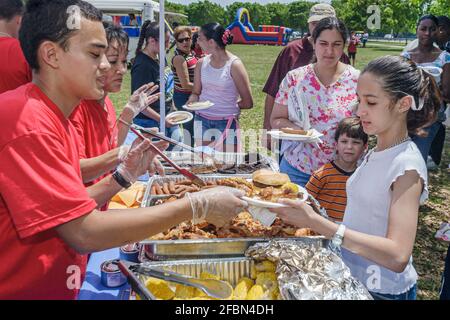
[384,34,394,39]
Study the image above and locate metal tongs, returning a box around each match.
[130,122,216,163]
[131,264,233,300]
[120,119,206,187]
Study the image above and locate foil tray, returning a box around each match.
[118,257,255,300]
[140,237,329,261]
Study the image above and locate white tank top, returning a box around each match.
[198,54,240,119]
[342,141,428,295]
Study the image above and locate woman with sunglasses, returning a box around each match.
[171,26,199,146]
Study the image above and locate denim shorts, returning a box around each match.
[279,157,311,187]
[193,114,238,145]
[370,283,417,300]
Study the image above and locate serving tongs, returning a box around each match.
[120,119,224,169]
[130,264,233,299]
[123,122,206,187]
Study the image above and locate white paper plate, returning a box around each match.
[241,185,308,208]
[166,111,193,125]
[182,101,215,111]
[268,129,323,142]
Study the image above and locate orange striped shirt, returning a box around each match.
[305,162,354,222]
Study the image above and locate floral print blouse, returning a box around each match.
[275,64,360,175]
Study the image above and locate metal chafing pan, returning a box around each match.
[118,257,255,300]
[140,237,329,261]
[141,174,252,207]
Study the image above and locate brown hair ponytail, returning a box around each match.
[362,55,441,136]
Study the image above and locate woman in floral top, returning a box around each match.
[271,17,360,186]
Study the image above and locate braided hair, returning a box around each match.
[135,20,162,56]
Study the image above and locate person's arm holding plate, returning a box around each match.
[270,103,303,131]
[270,72,304,131]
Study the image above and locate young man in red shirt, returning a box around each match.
[262,3,350,153]
[0,0,32,94]
[0,0,246,299]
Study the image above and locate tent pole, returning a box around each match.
[159,0,166,135]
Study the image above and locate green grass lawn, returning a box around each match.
[109,43,449,300]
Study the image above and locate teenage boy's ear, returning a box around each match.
[37,41,62,69]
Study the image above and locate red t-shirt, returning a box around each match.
[0,37,32,94]
[0,83,97,299]
[70,97,118,184]
[263,37,351,97]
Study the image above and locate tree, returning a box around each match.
[185,0,227,26]
[165,1,189,26]
[332,0,421,35]
[286,1,317,34]
[428,0,450,16]
[265,3,289,27]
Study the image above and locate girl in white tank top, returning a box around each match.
[186,23,253,152]
[270,56,442,299]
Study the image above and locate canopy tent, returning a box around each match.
[87,0,186,20]
[87,0,181,133]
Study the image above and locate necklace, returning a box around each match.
[365,135,411,164]
[374,135,411,152]
[0,32,12,38]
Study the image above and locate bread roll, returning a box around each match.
[252,169,290,187]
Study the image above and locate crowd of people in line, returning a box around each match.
[0,0,449,300]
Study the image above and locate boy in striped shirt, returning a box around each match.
[306,117,368,222]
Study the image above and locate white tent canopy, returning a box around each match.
[86,0,186,19]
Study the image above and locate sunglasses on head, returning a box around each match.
[177,37,191,43]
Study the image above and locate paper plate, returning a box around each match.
[182,101,215,111]
[268,129,323,142]
[166,111,193,125]
[242,197,289,208]
[241,185,308,208]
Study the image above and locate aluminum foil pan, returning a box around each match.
[118,257,254,300]
[246,240,373,300]
[140,237,329,261]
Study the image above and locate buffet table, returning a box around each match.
[78,248,131,300]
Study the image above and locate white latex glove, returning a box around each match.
[118,145,131,162]
[186,187,248,227]
[116,137,168,183]
[122,83,160,118]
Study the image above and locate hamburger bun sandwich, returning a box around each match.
[252,169,290,188]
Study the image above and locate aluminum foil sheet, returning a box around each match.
[246,240,373,300]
